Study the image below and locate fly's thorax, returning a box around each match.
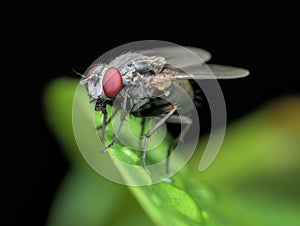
[110,52,145,84]
[117,64,136,85]
[133,55,167,74]
[109,52,168,85]
[147,56,167,72]
[162,80,195,114]
[113,76,166,114]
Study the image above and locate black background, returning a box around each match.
[6,3,299,226]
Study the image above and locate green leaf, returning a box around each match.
[43,77,222,226]
[129,180,204,226]
[43,78,154,226]
[44,77,300,226]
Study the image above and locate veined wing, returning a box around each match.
[166,64,249,80]
[139,45,211,68]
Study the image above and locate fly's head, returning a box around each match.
[80,64,124,111]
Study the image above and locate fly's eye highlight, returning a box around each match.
[103,67,123,97]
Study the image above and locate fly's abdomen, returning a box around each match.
[163,80,195,115]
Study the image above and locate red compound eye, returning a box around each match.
[103,67,122,97]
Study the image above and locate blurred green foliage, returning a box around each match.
[43,77,300,226]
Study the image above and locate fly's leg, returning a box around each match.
[105,88,129,149]
[100,107,107,152]
[165,115,192,174]
[95,99,110,151]
[142,105,177,169]
[139,117,146,151]
[96,109,119,130]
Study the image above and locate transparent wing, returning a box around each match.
[166,64,250,80]
[205,64,250,79]
[184,46,212,62]
[139,45,211,67]
[89,42,211,69]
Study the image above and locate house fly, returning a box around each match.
[80,45,249,171]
